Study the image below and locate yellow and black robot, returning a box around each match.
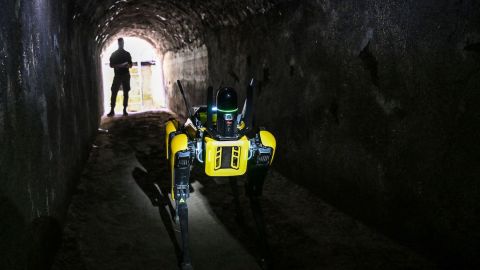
[165,80,276,270]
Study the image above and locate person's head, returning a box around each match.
[118,38,124,49]
[216,87,238,137]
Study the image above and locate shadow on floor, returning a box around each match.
[131,167,181,264]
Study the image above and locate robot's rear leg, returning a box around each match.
[246,166,271,270]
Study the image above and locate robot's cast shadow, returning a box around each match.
[131,166,183,264]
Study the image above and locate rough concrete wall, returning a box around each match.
[204,0,480,267]
[163,45,209,118]
[0,0,101,269]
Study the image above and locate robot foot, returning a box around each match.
[180,262,193,270]
[258,257,272,270]
[235,213,245,225]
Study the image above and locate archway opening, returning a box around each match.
[100,37,165,115]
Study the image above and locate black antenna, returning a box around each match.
[177,80,193,117]
[206,86,214,130]
[243,78,254,130]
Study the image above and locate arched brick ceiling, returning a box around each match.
[74,0,282,52]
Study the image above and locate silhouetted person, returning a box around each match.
[107,38,133,117]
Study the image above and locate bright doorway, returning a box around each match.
[101,37,165,115]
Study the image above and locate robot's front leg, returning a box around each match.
[177,198,191,270]
[246,165,271,270]
[174,161,192,270]
[170,134,194,270]
[246,130,276,269]
[229,177,244,224]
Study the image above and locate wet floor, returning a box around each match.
[52,111,438,270]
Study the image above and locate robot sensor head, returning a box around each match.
[216,87,238,137]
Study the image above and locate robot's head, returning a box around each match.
[216,87,238,137]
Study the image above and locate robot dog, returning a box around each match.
[165,80,276,270]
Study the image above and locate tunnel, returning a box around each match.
[1,0,480,269]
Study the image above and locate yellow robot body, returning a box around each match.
[169,133,189,200]
[204,136,250,177]
[165,119,179,159]
[259,130,276,164]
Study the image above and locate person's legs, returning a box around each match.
[108,76,121,116]
[123,90,129,116]
[121,75,131,116]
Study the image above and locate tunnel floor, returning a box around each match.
[51,111,437,270]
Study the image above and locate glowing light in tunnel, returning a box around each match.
[101,37,165,115]
[217,108,238,113]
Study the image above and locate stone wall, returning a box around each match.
[202,0,480,267]
[163,45,209,118]
[0,0,101,269]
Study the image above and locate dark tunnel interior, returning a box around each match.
[1,0,480,269]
